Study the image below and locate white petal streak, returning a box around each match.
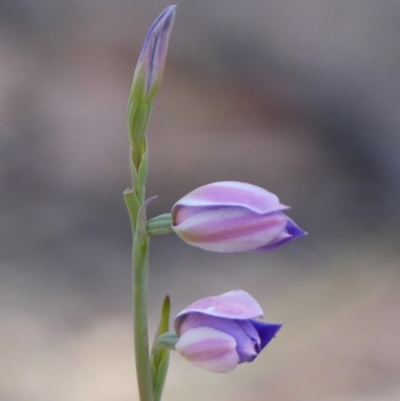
[175,327,239,373]
[173,208,287,253]
[173,181,288,214]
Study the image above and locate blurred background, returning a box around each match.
[1,1,400,400]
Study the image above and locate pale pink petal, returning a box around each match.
[175,327,239,373]
[172,207,287,253]
[175,290,263,333]
[172,181,289,216]
[178,313,260,363]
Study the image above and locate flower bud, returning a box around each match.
[171,181,306,253]
[174,290,282,373]
[131,5,176,102]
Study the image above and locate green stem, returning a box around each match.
[125,137,154,401]
[132,230,153,401]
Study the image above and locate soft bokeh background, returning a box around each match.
[1,1,400,400]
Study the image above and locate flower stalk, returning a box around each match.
[125,6,176,401]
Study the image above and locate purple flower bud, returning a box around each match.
[174,290,282,373]
[132,5,176,101]
[171,181,306,253]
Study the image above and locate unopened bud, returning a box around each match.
[131,5,176,102]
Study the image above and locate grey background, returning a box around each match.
[1,1,400,400]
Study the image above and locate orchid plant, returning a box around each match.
[124,6,306,401]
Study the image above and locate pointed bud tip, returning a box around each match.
[131,5,177,101]
[152,5,176,32]
[165,5,177,13]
